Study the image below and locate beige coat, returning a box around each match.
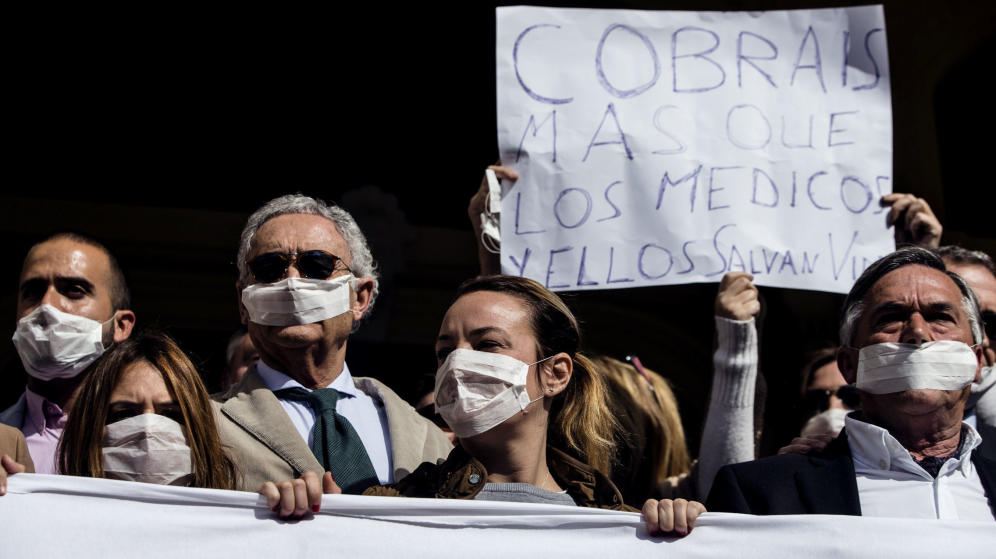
[0,423,34,473]
[213,366,452,491]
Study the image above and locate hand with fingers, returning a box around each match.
[642,498,706,537]
[0,455,27,496]
[778,433,833,455]
[715,272,761,321]
[470,164,519,276]
[881,193,942,248]
[259,471,341,519]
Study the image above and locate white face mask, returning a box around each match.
[11,304,112,381]
[856,340,979,395]
[102,414,194,486]
[241,275,354,326]
[800,407,848,438]
[434,348,551,439]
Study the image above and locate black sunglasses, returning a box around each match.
[248,250,351,283]
[804,384,860,412]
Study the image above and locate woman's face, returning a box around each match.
[436,291,539,365]
[435,291,545,404]
[107,360,182,425]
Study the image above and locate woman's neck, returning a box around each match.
[460,415,562,492]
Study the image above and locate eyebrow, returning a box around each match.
[869,301,958,317]
[436,326,508,342]
[19,276,96,294]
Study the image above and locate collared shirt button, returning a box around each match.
[469,474,481,484]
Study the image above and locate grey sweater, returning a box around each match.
[696,316,758,499]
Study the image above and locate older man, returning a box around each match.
[214,194,451,493]
[707,247,995,519]
[0,233,136,473]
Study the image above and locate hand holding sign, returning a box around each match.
[715,272,761,321]
[881,193,942,249]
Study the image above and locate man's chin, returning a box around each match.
[256,323,324,347]
[885,388,965,416]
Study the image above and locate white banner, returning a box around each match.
[1,474,992,558]
[497,5,893,294]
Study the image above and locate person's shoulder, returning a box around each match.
[353,376,453,458]
[363,446,466,499]
[0,423,26,445]
[720,435,851,482]
[352,376,423,417]
[212,366,266,403]
[0,392,27,427]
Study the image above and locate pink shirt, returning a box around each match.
[21,388,66,474]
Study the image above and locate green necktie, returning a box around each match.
[273,387,380,494]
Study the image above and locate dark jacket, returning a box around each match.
[364,444,637,512]
[707,431,996,516]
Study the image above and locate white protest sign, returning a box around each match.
[497,6,893,294]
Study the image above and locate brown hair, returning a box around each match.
[58,330,237,489]
[591,355,690,501]
[455,275,618,474]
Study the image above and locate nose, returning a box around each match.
[901,313,931,345]
[39,286,67,312]
[827,394,846,410]
[285,253,303,279]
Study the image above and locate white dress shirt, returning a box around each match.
[257,360,395,484]
[845,414,993,521]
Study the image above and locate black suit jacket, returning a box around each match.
[707,432,996,517]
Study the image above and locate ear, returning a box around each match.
[973,343,984,384]
[350,277,376,321]
[236,281,249,326]
[112,309,136,343]
[837,346,859,384]
[540,352,573,397]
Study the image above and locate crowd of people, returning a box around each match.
[0,175,992,536]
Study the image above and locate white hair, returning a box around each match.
[237,194,380,318]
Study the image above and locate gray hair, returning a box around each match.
[935,245,996,278]
[237,194,380,316]
[838,246,982,347]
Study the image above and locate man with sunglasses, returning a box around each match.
[707,247,995,520]
[213,194,451,494]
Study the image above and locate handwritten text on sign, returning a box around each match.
[497,6,893,294]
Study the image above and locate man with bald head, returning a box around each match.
[214,195,450,495]
[1,233,136,473]
[708,247,995,520]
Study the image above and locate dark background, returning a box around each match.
[2,1,993,456]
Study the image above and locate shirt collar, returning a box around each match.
[845,412,981,477]
[257,359,359,398]
[23,386,66,431]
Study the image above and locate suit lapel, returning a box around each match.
[221,367,323,474]
[354,377,426,478]
[795,433,862,515]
